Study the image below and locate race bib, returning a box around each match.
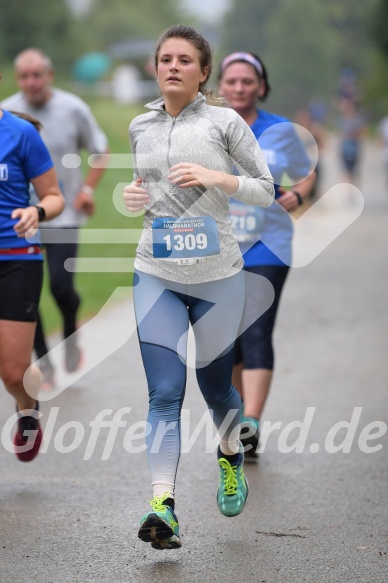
[228,201,265,243]
[152,217,220,260]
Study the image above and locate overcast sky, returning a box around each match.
[180,0,232,22]
[68,0,232,22]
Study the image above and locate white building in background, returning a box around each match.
[111,65,142,104]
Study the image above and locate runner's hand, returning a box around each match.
[277,187,301,212]
[123,178,149,211]
[12,207,39,237]
[74,191,95,216]
[168,163,223,189]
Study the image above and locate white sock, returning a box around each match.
[151,481,175,499]
[219,438,240,456]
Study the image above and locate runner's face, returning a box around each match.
[156,38,208,105]
[219,62,264,114]
[15,54,53,107]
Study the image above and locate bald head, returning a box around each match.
[14,48,53,71]
[14,48,54,107]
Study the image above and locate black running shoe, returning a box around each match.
[240,420,260,461]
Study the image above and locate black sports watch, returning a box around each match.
[34,205,46,222]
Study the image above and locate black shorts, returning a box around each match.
[0,260,43,322]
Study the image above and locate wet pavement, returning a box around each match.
[1,135,387,583]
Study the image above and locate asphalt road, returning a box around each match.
[1,135,387,583]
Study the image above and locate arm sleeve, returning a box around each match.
[128,121,140,182]
[283,123,312,181]
[77,102,108,154]
[226,112,274,207]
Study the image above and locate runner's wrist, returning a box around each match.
[292,190,303,206]
[34,205,46,222]
[217,171,225,189]
[81,185,95,196]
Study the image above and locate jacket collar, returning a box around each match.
[145,92,205,116]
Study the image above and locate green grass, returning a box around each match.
[39,98,146,333]
[0,72,149,333]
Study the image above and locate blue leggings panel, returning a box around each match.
[133,269,245,491]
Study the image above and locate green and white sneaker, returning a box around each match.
[217,445,249,517]
[138,492,181,550]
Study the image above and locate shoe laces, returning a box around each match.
[149,492,171,512]
[218,458,239,496]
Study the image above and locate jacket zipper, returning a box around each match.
[167,117,176,193]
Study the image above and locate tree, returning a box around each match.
[324,0,378,75]
[219,0,337,116]
[218,0,281,58]
[369,0,388,57]
[364,0,388,119]
[78,0,187,51]
[265,0,337,115]
[219,0,384,117]
[0,0,77,71]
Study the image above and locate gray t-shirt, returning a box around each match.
[129,94,274,284]
[2,88,108,227]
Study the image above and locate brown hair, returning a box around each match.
[154,24,224,106]
[10,110,43,131]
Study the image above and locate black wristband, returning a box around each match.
[292,191,303,206]
[34,205,46,222]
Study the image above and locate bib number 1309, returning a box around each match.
[163,232,207,252]
[152,217,220,259]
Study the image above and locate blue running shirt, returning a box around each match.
[230,109,311,266]
[0,110,53,259]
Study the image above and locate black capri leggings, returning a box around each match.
[34,237,81,359]
[234,264,289,370]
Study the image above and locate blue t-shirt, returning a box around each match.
[229,109,311,266]
[0,110,53,260]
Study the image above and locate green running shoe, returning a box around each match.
[138,492,181,549]
[217,447,249,517]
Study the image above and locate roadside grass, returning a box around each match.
[39,98,146,333]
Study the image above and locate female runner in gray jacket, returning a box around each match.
[123,24,274,550]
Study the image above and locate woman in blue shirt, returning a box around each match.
[218,52,316,459]
[0,86,64,462]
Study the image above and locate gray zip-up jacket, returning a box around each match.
[129,93,274,284]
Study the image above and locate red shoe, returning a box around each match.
[14,403,43,462]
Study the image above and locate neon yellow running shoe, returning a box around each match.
[217,447,249,517]
[138,492,181,550]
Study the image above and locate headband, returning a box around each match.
[220,52,264,78]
